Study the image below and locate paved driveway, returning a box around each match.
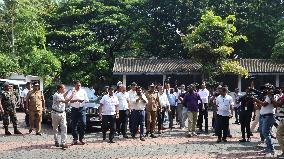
[0,112,280,159]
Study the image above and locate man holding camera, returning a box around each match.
[255,84,277,156]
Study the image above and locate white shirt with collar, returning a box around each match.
[260,95,276,115]
[177,90,186,104]
[131,94,148,110]
[115,92,130,110]
[158,92,170,108]
[216,94,234,116]
[198,88,210,104]
[21,88,30,101]
[100,94,119,115]
[129,90,137,107]
[66,88,89,108]
[52,92,66,112]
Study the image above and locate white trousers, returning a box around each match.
[52,112,67,145]
[250,109,260,132]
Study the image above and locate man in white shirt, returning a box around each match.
[256,84,277,156]
[157,86,170,134]
[52,84,74,149]
[20,82,32,127]
[177,84,187,129]
[115,85,130,138]
[130,86,148,141]
[99,86,119,143]
[231,88,242,124]
[66,80,89,145]
[216,87,234,143]
[197,83,210,133]
[128,82,137,131]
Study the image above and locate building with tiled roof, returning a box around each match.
[113,58,284,91]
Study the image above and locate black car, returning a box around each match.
[43,85,102,132]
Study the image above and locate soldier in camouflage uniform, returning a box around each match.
[0,82,22,135]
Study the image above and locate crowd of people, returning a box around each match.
[0,80,284,158]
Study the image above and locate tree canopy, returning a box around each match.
[0,0,283,86]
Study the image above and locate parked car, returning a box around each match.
[43,85,102,132]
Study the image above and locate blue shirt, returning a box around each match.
[168,94,176,106]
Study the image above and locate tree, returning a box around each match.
[272,30,284,60]
[182,11,248,82]
[46,0,138,85]
[0,52,19,78]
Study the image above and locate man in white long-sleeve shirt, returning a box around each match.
[66,80,89,145]
[130,86,148,141]
[197,83,210,133]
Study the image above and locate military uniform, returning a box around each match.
[145,90,160,136]
[26,90,44,134]
[0,90,22,135]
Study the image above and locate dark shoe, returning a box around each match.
[29,129,32,134]
[157,131,162,134]
[222,138,228,142]
[55,142,60,147]
[239,139,246,142]
[227,135,232,138]
[150,134,157,138]
[131,135,136,139]
[187,134,192,138]
[61,144,68,150]
[123,135,129,139]
[145,131,149,137]
[14,129,22,135]
[103,137,106,140]
[5,130,12,136]
[79,139,86,145]
[36,132,42,136]
[71,140,78,145]
[247,138,251,142]
[140,137,145,141]
[271,134,276,139]
[108,140,115,143]
[250,133,253,136]
[217,139,221,143]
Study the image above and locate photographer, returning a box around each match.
[254,84,277,155]
[238,88,255,142]
[276,83,284,158]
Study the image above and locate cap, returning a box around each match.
[33,82,39,86]
[131,82,137,86]
[117,81,123,86]
[3,82,9,86]
[149,83,155,87]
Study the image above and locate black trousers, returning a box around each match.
[239,111,252,139]
[117,110,129,136]
[169,106,177,128]
[197,103,208,132]
[157,108,166,131]
[216,115,229,140]
[102,115,116,141]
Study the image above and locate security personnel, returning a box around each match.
[0,82,22,135]
[26,82,45,135]
[145,83,160,138]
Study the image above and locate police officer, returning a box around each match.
[0,82,22,135]
[26,82,45,135]
[145,83,160,138]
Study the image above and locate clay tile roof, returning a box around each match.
[113,58,284,74]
